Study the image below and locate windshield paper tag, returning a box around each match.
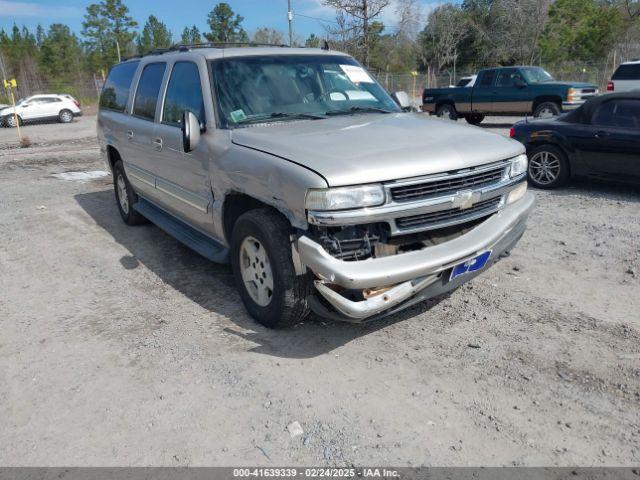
[230,109,247,123]
[340,65,374,84]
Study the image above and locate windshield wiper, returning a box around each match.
[237,112,326,125]
[325,106,394,116]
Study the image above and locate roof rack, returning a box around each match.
[126,42,293,60]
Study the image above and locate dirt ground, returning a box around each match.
[0,116,638,467]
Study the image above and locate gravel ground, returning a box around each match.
[0,116,638,466]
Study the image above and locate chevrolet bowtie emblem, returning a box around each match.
[451,190,481,210]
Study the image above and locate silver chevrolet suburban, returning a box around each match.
[97,45,535,328]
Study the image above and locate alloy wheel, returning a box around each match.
[239,236,274,307]
[529,151,561,185]
[116,174,129,214]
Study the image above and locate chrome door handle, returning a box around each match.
[153,137,163,151]
[595,130,610,139]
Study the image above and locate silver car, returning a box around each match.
[97,45,534,328]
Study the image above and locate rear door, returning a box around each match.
[492,69,531,114]
[472,70,496,113]
[153,60,213,231]
[121,62,167,199]
[578,98,640,179]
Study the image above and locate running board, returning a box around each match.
[133,198,229,263]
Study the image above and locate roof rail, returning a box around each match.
[123,42,298,62]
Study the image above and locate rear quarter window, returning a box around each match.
[100,61,140,112]
[612,64,640,81]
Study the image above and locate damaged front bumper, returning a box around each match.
[297,192,535,322]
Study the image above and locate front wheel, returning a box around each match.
[527,145,569,189]
[5,114,21,128]
[231,209,311,329]
[533,102,561,118]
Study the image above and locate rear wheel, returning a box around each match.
[231,209,311,329]
[527,145,569,189]
[59,109,73,123]
[436,103,458,121]
[533,102,561,119]
[113,161,147,225]
[465,113,485,125]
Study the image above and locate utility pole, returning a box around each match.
[288,0,293,46]
[115,38,121,62]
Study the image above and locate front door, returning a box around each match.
[576,98,640,180]
[153,60,214,232]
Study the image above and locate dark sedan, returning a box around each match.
[510,92,640,189]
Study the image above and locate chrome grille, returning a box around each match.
[390,165,507,202]
[396,197,502,231]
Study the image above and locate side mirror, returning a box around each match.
[392,91,412,111]
[182,111,201,153]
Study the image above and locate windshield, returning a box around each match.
[211,54,400,127]
[520,67,555,84]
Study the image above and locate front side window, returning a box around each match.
[133,62,166,121]
[100,61,140,113]
[162,62,205,126]
[592,99,640,129]
[210,55,400,127]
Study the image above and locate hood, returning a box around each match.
[540,81,597,89]
[231,113,524,186]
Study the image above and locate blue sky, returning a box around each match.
[0,0,448,40]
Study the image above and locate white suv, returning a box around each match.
[608,61,640,92]
[0,94,82,127]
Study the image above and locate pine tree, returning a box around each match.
[204,3,248,43]
[181,25,202,44]
[138,15,172,54]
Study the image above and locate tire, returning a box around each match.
[436,103,458,121]
[59,109,74,123]
[527,145,570,189]
[533,101,561,119]
[230,209,312,329]
[5,114,21,128]
[113,160,147,225]
[465,113,485,125]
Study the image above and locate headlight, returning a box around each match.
[305,185,385,211]
[510,154,528,178]
[507,182,527,205]
[567,88,580,102]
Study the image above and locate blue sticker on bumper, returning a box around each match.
[450,251,492,281]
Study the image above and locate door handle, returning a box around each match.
[153,137,163,151]
[126,130,134,141]
[595,130,610,139]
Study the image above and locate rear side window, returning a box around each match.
[479,70,496,88]
[133,63,166,121]
[100,61,139,112]
[592,99,640,129]
[162,62,205,126]
[612,64,640,81]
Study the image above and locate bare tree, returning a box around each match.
[252,28,285,45]
[323,0,392,66]
[420,4,468,73]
